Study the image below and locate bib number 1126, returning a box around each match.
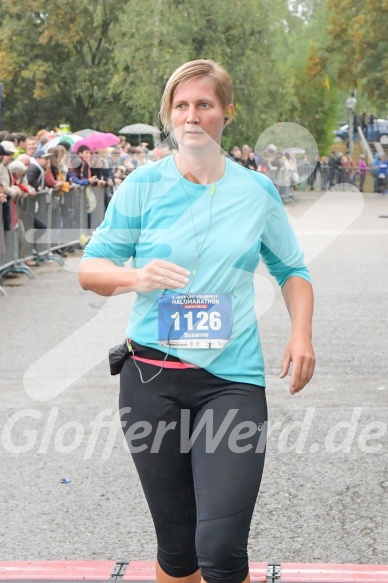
[171,310,222,331]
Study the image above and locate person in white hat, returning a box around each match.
[0,140,17,155]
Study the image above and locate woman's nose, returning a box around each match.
[186,107,199,124]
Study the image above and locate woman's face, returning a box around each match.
[170,76,233,151]
[80,149,91,162]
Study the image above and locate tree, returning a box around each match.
[280,0,340,152]
[110,0,297,147]
[0,0,348,151]
[324,0,388,112]
[0,0,126,131]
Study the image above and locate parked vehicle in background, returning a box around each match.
[333,119,388,143]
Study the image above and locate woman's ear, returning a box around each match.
[224,105,234,126]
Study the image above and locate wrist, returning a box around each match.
[290,328,312,342]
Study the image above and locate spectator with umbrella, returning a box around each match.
[70,132,120,153]
[119,123,161,147]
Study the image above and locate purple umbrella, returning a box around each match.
[71,132,120,152]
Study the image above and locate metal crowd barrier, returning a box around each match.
[266,165,375,195]
[0,185,106,295]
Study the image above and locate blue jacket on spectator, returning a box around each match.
[69,170,90,186]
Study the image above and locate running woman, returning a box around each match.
[79,59,315,583]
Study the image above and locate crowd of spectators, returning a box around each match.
[227,143,380,193]
[0,129,177,278]
[0,127,384,281]
[0,129,174,209]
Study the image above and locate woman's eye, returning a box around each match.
[200,103,209,108]
[176,104,185,109]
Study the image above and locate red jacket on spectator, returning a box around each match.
[44,167,61,188]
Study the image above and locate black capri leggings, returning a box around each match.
[119,342,268,583]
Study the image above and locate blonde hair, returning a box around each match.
[159,59,233,134]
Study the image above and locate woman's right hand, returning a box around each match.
[79,258,190,297]
[134,259,190,293]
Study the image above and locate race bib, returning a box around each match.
[158,293,232,348]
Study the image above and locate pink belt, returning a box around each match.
[129,355,199,369]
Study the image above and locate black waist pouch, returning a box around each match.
[109,339,129,375]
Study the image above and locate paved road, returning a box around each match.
[0,190,387,564]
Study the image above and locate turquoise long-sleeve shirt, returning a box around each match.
[82,155,310,387]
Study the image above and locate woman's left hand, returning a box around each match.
[280,334,315,395]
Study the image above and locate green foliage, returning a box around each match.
[111,0,296,148]
[323,0,388,113]
[0,0,126,131]
[293,64,339,153]
[279,0,340,152]
[1,0,380,153]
